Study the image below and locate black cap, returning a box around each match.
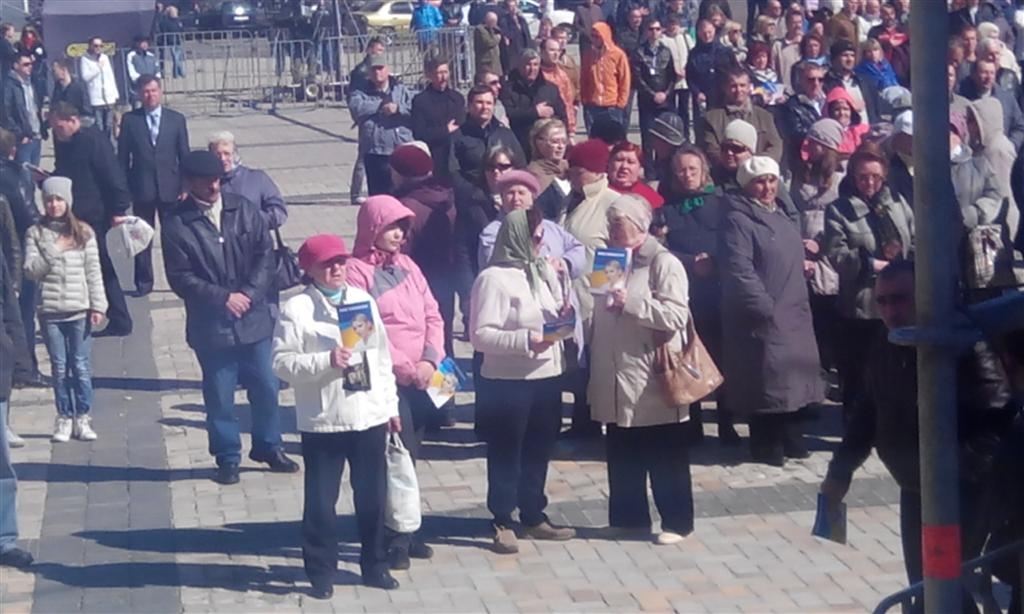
[650,112,686,147]
[182,150,223,178]
[830,39,856,59]
[589,116,627,146]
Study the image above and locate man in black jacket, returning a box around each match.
[821,262,1014,608]
[118,75,190,296]
[630,17,675,175]
[50,102,133,336]
[497,0,533,74]
[51,58,91,119]
[0,128,41,388]
[411,56,465,178]
[448,85,525,199]
[500,49,567,160]
[162,151,299,485]
[0,51,44,166]
[823,39,879,125]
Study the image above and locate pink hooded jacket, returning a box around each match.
[346,195,446,386]
[825,87,869,155]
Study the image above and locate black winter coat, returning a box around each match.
[498,12,533,73]
[51,77,91,118]
[719,194,823,414]
[827,329,1014,493]
[659,184,725,319]
[777,94,822,165]
[0,158,36,237]
[454,182,499,278]
[161,193,275,352]
[823,70,880,124]
[411,86,466,177]
[448,119,525,198]
[0,250,25,402]
[53,126,131,228]
[685,41,737,107]
[631,41,676,109]
[500,70,568,158]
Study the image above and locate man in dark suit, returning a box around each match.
[117,74,189,296]
[162,151,298,485]
[51,102,133,336]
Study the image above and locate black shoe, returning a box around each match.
[249,449,300,473]
[408,539,433,560]
[782,433,810,459]
[750,444,785,467]
[387,547,411,571]
[362,570,400,590]
[134,284,153,297]
[214,462,240,485]
[718,423,742,446]
[13,371,50,389]
[559,425,603,440]
[0,547,33,568]
[309,582,333,600]
[93,325,132,338]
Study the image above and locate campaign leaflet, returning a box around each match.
[426,357,467,409]
[589,247,631,294]
[337,302,377,351]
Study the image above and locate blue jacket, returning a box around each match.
[413,3,444,43]
[348,77,415,155]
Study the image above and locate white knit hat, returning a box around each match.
[42,176,73,206]
[723,119,758,153]
[737,156,780,188]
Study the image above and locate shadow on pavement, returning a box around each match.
[92,376,202,392]
[12,462,254,483]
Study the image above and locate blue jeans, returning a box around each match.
[42,317,94,417]
[93,106,114,137]
[194,337,282,467]
[170,46,185,78]
[14,138,40,167]
[0,400,19,553]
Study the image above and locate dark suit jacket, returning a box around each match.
[117,106,190,205]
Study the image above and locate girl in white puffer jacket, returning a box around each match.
[23,177,106,443]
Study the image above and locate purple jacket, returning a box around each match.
[221,165,287,229]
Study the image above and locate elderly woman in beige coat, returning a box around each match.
[588,194,694,546]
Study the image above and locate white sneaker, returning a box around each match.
[5,428,25,448]
[52,417,73,443]
[654,531,687,546]
[74,416,98,441]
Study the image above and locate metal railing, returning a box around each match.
[115,26,476,115]
[873,540,1024,613]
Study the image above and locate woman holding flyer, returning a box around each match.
[588,194,696,546]
[346,195,444,572]
[271,234,402,599]
[471,207,576,555]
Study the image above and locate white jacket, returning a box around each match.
[79,53,119,107]
[272,285,399,433]
[470,265,565,381]
[23,225,107,318]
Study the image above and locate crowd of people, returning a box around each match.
[2,1,1024,610]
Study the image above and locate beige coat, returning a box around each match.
[23,225,107,318]
[589,238,691,428]
[564,176,620,342]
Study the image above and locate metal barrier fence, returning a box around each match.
[873,540,1024,613]
[118,26,475,115]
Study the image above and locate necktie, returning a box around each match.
[148,112,159,146]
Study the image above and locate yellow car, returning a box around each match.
[354,0,414,33]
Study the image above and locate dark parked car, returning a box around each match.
[197,0,270,30]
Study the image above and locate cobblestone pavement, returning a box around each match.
[1,107,908,613]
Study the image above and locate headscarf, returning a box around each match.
[488,209,547,291]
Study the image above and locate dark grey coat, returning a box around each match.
[719,194,823,415]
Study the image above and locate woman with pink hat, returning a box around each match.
[272,234,402,599]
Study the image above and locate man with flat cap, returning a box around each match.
[162,150,299,485]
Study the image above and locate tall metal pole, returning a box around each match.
[910,3,962,610]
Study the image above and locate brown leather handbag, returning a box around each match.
[652,318,724,407]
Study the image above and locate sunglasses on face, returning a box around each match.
[722,143,748,154]
[806,76,824,83]
[488,162,514,172]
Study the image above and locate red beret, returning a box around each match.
[297,234,351,271]
[567,139,611,174]
[389,143,433,178]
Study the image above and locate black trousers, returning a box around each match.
[569,349,601,434]
[365,154,392,196]
[95,223,132,333]
[301,424,388,584]
[387,385,432,552]
[606,422,694,534]
[673,89,691,142]
[132,200,172,290]
[810,294,840,372]
[476,375,562,527]
[749,412,801,451]
[423,269,456,358]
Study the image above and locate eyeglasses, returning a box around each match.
[806,76,824,83]
[488,162,514,172]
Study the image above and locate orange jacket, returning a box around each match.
[541,63,577,135]
[580,23,631,109]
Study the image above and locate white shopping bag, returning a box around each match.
[384,432,422,533]
[105,216,155,291]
